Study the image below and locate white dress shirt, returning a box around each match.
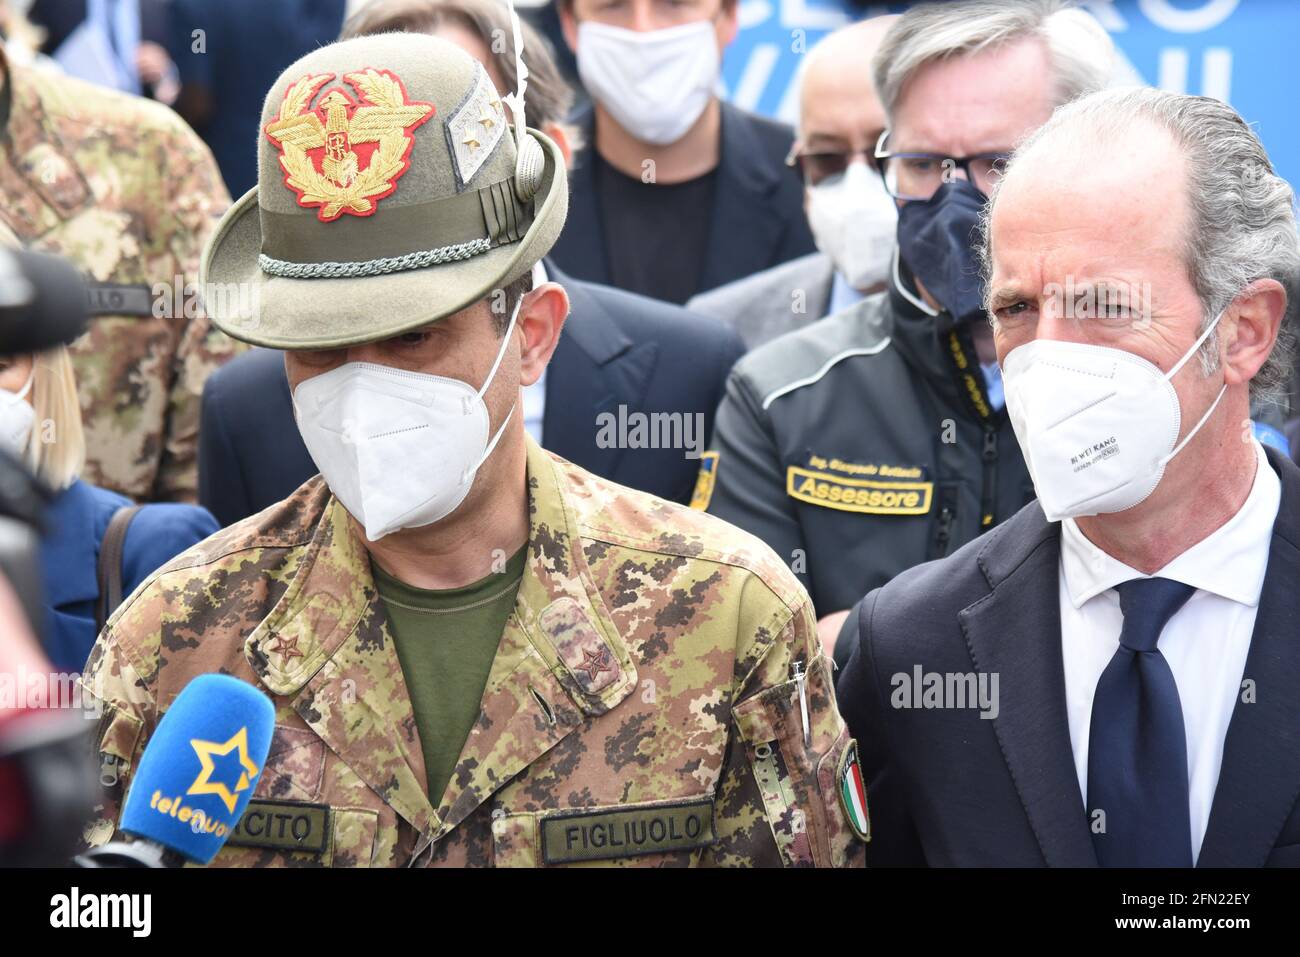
[522,261,549,443]
[827,269,867,317]
[522,368,547,443]
[981,360,1004,412]
[1058,440,1280,862]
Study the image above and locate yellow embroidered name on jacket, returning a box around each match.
[786,465,933,515]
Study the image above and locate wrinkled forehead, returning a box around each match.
[891,38,1055,154]
[990,116,1191,274]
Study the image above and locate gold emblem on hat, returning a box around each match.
[264,69,436,222]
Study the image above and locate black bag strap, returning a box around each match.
[95,505,142,634]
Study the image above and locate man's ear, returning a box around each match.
[1222,278,1287,388]
[543,122,573,167]
[518,281,569,386]
[716,0,740,49]
[558,1,580,53]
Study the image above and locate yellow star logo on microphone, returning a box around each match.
[187,728,261,814]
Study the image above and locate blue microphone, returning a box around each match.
[78,674,275,867]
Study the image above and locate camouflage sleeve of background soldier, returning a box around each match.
[704,579,868,867]
[76,615,160,848]
[154,119,242,503]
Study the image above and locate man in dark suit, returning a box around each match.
[547,0,813,304]
[838,84,1300,867]
[166,0,348,196]
[200,258,744,526]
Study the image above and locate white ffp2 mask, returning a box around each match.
[293,298,521,541]
[576,20,719,146]
[0,369,35,459]
[806,161,898,292]
[1002,310,1227,522]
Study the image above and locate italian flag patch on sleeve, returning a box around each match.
[837,739,871,842]
[689,451,719,511]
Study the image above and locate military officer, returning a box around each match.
[81,33,866,868]
[0,47,237,502]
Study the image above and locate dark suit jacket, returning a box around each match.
[199,262,746,527]
[836,447,1300,867]
[548,102,815,300]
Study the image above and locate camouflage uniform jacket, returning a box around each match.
[82,436,867,867]
[0,62,237,502]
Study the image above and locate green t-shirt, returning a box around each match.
[372,545,527,809]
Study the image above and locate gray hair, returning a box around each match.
[979,86,1300,411]
[872,0,1115,123]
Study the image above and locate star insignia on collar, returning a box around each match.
[269,634,304,664]
[188,728,261,814]
[463,132,481,150]
[478,112,495,129]
[579,646,612,682]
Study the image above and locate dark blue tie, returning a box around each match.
[1086,577,1196,867]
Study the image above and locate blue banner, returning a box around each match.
[721,0,1298,190]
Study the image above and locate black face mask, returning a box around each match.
[896,178,987,328]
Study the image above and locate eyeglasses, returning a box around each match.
[785,145,880,187]
[873,129,1009,201]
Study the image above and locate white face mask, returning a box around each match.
[806,161,898,292]
[293,298,521,541]
[0,369,35,459]
[576,20,719,146]
[1002,310,1227,522]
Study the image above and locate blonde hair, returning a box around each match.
[0,218,84,489]
[24,345,85,491]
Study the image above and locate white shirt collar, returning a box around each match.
[829,269,867,315]
[889,247,938,316]
[1060,440,1280,609]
